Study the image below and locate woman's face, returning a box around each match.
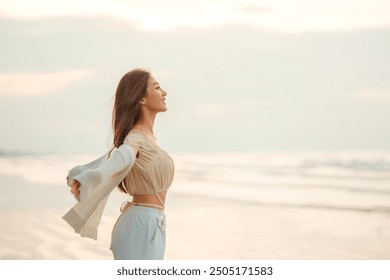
[143,76,168,113]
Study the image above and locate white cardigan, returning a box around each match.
[62,145,136,240]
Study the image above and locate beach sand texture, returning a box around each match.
[0,151,389,259]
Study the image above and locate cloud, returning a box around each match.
[262,0,390,33]
[0,0,389,32]
[0,70,94,96]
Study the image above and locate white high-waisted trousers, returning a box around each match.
[110,204,166,260]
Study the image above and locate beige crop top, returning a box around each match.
[63,129,174,240]
[123,129,174,195]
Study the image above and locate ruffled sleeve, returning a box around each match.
[62,144,136,240]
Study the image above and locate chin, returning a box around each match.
[157,108,167,113]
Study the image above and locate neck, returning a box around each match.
[134,111,157,135]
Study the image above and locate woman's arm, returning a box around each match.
[68,144,138,202]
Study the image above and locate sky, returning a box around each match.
[0,0,389,154]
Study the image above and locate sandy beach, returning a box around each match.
[0,152,389,259]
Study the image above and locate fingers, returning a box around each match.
[70,184,79,194]
[69,179,80,188]
[69,179,81,202]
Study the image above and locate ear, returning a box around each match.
[139,98,146,105]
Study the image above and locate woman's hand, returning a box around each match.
[69,179,81,202]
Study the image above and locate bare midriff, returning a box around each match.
[132,191,167,209]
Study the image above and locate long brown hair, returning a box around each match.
[111,68,150,192]
[112,68,150,147]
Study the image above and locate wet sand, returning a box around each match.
[0,177,389,259]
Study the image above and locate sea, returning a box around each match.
[171,150,390,213]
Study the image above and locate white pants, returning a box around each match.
[110,205,166,260]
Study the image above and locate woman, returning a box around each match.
[63,68,175,260]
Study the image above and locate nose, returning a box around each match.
[162,89,167,96]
